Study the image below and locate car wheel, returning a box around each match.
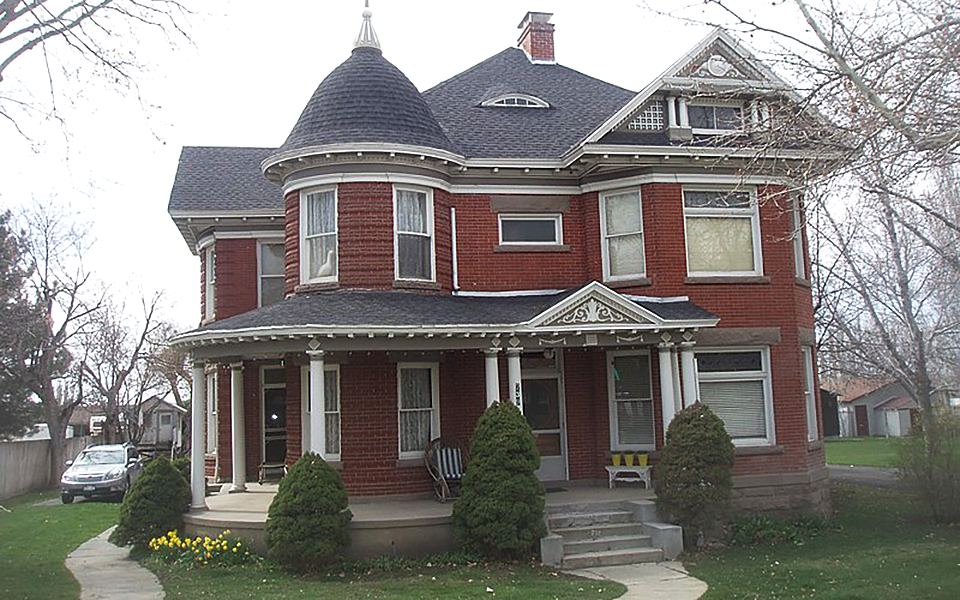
[61,493,74,504]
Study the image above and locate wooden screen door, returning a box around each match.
[854,405,869,436]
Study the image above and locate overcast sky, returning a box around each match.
[0,0,786,331]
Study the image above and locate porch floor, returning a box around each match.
[195,482,656,525]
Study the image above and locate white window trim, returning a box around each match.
[802,347,818,442]
[260,366,287,463]
[481,93,550,108]
[299,364,341,462]
[687,100,746,135]
[257,239,286,308]
[204,248,216,320]
[695,346,776,447]
[497,213,563,246]
[393,185,437,283]
[683,186,763,277]
[599,188,646,282]
[607,349,656,452]
[396,362,440,460]
[299,186,338,285]
[792,194,807,280]
[205,372,217,455]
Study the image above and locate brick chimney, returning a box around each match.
[518,12,555,63]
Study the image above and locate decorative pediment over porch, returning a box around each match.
[526,282,675,331]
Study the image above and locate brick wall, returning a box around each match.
[212,239,258,320]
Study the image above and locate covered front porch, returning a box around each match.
[184,483,658,558]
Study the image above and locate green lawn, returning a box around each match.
[686,484,960,600]
[0,490,119,600]
[825,437,900,467]
[150,561,625,600]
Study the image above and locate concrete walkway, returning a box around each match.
[828,465,904,488]
[65,526,164,600]
[569,562,708,600]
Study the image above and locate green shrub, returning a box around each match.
[729,513,833,546]
[654,403,736,545]
[264,453,352,571]
[453,401,546,560]
[896,411,960,523]
[171,456,190,482]
[110,456,191,547]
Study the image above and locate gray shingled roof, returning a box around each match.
[277,47,459,156]
[422,48,636,159]
[195,289,716,333]
[168,146,282,213]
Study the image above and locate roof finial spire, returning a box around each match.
[354,0,381,50]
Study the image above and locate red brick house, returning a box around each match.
[170,9,827,518]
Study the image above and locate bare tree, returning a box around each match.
[79,289,164,444]
[0,0,192,135]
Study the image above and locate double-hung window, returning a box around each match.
[394,187,435,281]
[792,194,807,280]
[258,242,285,306]
[397,364,439,458]
[300,188,338,283]
[204,248,216,320]
[683,189,762,276]
[300,365,341,460]
[499,214,562,245]
[205,372,217,454]
[688,102,744,134]
[802,347,818,442]
[600,189,645,281]
[696,348,774,445]
[608,351,655,450]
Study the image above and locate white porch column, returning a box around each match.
[678,97,690,128]
[659,345,677,434]
[506,348,523,413]
[484,349,501,407]
[308,350,326,457]
[671,348,682,414]
[190,361,207,509]
[229,362,246,493]
[667,96,677,128]
[680,344,698,408]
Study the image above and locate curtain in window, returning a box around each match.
[686,216,754,273]
[400,368,433,453]
[604,192,644,277]
[324,370,340,456]
[397,190,431,280]
[305,191,337,279]
[617,400,655,445]
[699,380,766,439]
[612,355,654,446]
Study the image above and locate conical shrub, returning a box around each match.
[110,456,191,547]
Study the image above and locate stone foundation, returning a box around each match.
[732,466,831,517]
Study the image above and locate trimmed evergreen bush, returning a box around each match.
[264,453,352,571]
[172,456,190,482]
[110,456,191,547]
[654,403,735,544]
[453,401,546,559]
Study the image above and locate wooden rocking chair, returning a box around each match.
[425,437,467,502]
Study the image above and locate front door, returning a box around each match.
[854,405,869,436]
[262,367,287,464]
[522,351,567,482]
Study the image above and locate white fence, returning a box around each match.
[0,436,94,501]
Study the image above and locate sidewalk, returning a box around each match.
[65,526,164,600]
[828,465,903,488]
[568,562,708,600]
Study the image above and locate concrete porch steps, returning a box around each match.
[540,499,682,569]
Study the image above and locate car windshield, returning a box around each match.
[74,449,125,466]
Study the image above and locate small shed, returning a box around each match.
[138,395,187,448]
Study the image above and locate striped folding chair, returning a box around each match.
[425,437,467,502]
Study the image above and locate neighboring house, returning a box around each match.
[841,381,957,437]
[169,10,827,514]
[137,395,187,449]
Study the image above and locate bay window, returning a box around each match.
[792,194,808,280]
[300,188,338,283]
[607,351,655,450]
[802,347,818,442]
[204,248,215,320]
[696,348,775,445]
[394,187,435,281]
[300,365,341,460]
[683,188,762,276]
[600,189,645,281]
[205,372,217,454]
[397,363,439,458]
[258,242,285,306]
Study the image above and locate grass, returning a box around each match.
[686,484,960,600]
[825,437,900,467]
[149,559,625,600]
[0,490,119,600]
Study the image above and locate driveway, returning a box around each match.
[828,465,904,488]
